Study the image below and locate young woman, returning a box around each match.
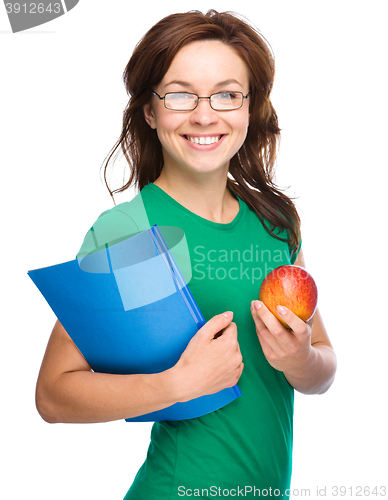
[36,10,337,499]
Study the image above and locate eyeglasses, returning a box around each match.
[150,90,250,111]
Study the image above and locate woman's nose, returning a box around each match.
[190,98,219,127]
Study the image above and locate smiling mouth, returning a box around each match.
[185,135,222,145]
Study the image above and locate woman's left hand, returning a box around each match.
[251,300,314,379]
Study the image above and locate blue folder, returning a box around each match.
[28,225,241,421]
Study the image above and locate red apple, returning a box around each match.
[258,265,318,328]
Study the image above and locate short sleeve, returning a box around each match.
[289,237,302,265]
[76,208,141,259]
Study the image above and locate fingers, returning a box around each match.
[251,300,288,346]
[251,300,310,355]
[177,311,243,399]
[275,305,311,336]
[251,300,313,375]
[251,301,289,357]
[251,300,309,337]
[197,311,235,342]
[206,315,242,385]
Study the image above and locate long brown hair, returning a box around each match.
[102,10,301,255]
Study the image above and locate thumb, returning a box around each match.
[197,311,234,341]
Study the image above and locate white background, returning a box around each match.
[1,1,387,498]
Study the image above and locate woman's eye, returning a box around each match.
[170,93,192,100]
[218,92,238,100]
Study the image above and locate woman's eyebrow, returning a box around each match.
[215,79,243,88]
[164,79,243,89]
[164,80,193,89]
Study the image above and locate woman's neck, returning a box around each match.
[153,169,239,224]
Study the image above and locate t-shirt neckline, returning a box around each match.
[146,183,244,231]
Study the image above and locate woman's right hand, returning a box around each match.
[172,311,244,402]
[35,313,243,424]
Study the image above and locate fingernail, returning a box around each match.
[277,305,286,315]
[223,311,233,318]
[254,301,262,310]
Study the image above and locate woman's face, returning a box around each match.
[144,40,250,179]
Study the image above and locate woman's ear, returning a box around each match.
[143,103,157,129]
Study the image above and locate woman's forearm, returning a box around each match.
[36,313,242,424]
[284,344,337,395]
[36,368,180,424]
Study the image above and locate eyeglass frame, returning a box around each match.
[149,89,250,111]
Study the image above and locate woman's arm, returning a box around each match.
[36,312,243,424]
[251,249,337,395]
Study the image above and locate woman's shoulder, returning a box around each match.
[76,189,152,258]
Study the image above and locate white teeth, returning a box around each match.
[187,136,221,145]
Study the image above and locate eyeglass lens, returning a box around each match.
[164,92,245,110]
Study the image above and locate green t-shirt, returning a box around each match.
[78,183,299,499]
